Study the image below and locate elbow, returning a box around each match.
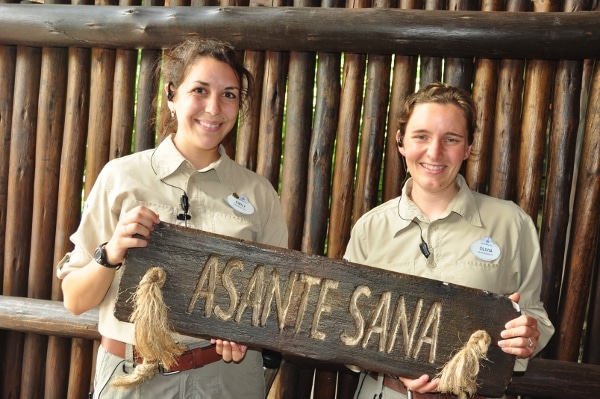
[63,296,86,316]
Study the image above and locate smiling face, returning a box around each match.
[398,102,472,199]
[168,56,241,169]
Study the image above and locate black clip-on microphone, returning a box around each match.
[177,193,191,221]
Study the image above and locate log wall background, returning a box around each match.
[0,0,599,398]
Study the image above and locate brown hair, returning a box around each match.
[397,83,477,146]
[156,38,253,139]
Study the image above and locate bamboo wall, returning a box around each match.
[1,0,600,398]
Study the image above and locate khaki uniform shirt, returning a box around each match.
[57,135,288,347]
[344,175,554,372]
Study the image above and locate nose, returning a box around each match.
[205,94,221,115]
[427,138,444,160]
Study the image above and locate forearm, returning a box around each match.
[61,259,116,315]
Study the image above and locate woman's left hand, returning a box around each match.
[211,339,248,363]
[497,293,540,358]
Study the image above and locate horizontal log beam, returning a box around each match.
[0,295,99,341]
[1,295,600,397]
[0,5,598,59]
[507,358,600,399]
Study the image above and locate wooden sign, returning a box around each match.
[115,222,518,397]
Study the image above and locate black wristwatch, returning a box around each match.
[94,242,122,269]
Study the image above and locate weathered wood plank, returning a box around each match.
[114,222,519,397]
[0,5,599,59]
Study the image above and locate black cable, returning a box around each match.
[150,148,191,226]
[96,359,125,398]
[396,171,431,259]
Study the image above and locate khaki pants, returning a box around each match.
[93,345,265,399]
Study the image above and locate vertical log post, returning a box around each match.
[21,45,68,399]
[327,52,365,259]
[45,45,92,399]
[381,0,421,203]
[256,50,287,187]
[2,45,42,399]
[280,50,315,250]
[134,48,161,152]
[555,61,600,361]
[236,49,265,171]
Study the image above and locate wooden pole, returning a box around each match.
[0,50,14,398]
[352,55,391,219]
[2,45,41,399]
[381,0,421,203]
[84,48,116,195]
[0,6,599,58]
[488,0,528,201]
[555,60,600,361]
[280,50,315,251]
[109,48,137,159]
[21,45,68,399]
[301,52,338,255]
[327,53,365,259]
[134,48,161,152]
[255,51,287,188]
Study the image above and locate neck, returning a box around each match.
[409,181,459,220]
[172,136,220,170]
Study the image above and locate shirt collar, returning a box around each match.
[397,174,482,230]
[151,134,232,181]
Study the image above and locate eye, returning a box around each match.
[444,136,464,145]
[192,87,207,95]
[223,91,238,100]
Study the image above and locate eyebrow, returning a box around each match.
[193,80,240,91]
[409,129,466,138]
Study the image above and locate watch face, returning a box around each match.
[94,245,106,265]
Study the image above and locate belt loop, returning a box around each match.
[125,342,135,369]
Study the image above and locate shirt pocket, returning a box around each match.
[206,211,258,242]
[120,199,178,220]
[445,260,504,293]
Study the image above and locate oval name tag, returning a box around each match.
[470,236,501,262]
[226,193,255,215]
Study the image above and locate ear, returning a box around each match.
[165,82,175,101]
[464,144,472,160]
[396,130,406,156]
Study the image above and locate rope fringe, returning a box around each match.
[112,267,185,389]
[436,330,491,399]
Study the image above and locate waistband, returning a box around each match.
[101,336,221,373]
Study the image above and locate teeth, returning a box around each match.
[422,163,444,171]
[199,121,220,128]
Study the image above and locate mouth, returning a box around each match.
[197,120,223,129]
[421,163,446,172]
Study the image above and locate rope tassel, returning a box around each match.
[436,330,491,399]
[112,267,185,389]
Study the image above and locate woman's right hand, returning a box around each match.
[104,206,161,265]
[399,374,439,395]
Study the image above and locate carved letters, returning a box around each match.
[186,254,442,363]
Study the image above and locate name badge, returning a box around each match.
[226,193,255,215]
[470,236,501,262]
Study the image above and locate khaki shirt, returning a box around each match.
[57,135,288,346]
[344,175,554,372]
